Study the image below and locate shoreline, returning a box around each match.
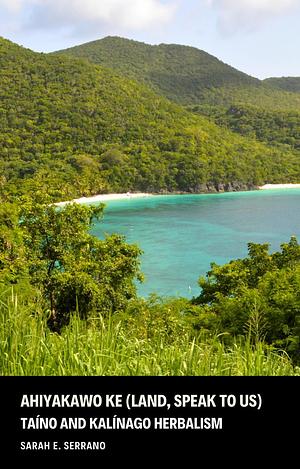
[258,184,300,190]
[54,184,300,206]
[54,192,152,207]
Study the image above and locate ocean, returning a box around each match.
[91,189,300,298]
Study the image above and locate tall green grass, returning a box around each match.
[0,292,298,376]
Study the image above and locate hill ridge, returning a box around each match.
[54,35,261,105]
[0,35,299,201]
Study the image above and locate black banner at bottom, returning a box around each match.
[0,377,299,460]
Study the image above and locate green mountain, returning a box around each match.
[56,36,300,109]
[55,36,261,105]
[55,36,300,157]
[264,77,300,93]
[194,104,300,151]
[0,36,299,201]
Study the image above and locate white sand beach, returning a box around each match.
[54,192,152,207]
[259,184,300,190]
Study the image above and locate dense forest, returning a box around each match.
[56,36,261,105]
[1,36,300,201]
[57,36,300,173]
[57,36,300,108]
[190,104,300,152]
[264,77,300,93]
[57,36,300,111]
[0,35,299,376]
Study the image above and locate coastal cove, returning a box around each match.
[89,188,300,298]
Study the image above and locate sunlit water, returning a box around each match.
[90,190,300,298]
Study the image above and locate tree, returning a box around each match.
[192,238,300,363]
[19,195,142,331]
[0,201,25,284]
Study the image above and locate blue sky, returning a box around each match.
[0,0,299,79]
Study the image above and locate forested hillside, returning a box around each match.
[57,36,300,110]
[56,36,261,105]
[1,36,299,201]
[56,36,300,163]
[191,104,300,151]
[264,77,300,93]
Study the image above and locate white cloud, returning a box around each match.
[0,0,23,12]
[206,0,299,34]
[0,0,176,33]
[207,0,298,14]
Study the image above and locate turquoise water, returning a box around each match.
[90,190,300,298]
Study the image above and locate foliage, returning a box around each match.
[193,237,300,363]
[0,196,142,331]
[57,36,300,110]
[56,36,260,105]
[191,103,300,155]
[1,36,300,200]
[54,36,300,188]
[1,36,299,375]
[0,202,26,283]
[115,295,192,343]
[1,194,299,370]
[264,77,300,93]
[0,289,297,376]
